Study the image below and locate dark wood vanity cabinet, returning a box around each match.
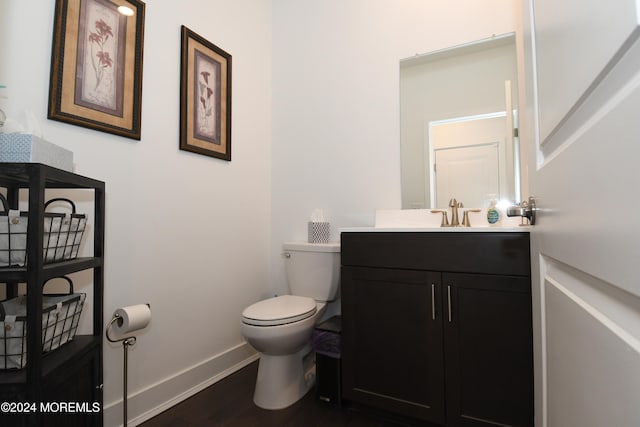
[341,232,533,427]
[342,266,446,423]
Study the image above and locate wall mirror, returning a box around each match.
[400,33,521,209]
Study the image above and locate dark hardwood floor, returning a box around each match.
[140,360,426,427]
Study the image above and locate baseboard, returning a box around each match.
[103,342,259,427]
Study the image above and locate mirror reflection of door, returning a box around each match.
[434,143,499,209]
[400,33,520,209]
[429,112,510,208]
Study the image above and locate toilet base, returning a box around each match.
[253,345,316,410]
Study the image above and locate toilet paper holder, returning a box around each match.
[106,303,151,427]
[106,303,151,342]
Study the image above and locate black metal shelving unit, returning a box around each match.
[0,163,105,426]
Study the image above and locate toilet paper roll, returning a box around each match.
[112,304,151,335]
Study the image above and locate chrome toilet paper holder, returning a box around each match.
[106,303,151,427]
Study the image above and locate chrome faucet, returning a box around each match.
[431,198,470,227]
[449,198,462,227]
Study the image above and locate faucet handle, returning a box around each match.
[461,209,481,227]
[430,209,450,227]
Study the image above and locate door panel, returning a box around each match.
[521,0,640,426]
[532,83,640,295]
[435,144,499,209]
[431,113,507,208]
[533,0,640,144]
[544,258,640,426]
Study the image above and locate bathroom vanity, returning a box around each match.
[340,230,533,427]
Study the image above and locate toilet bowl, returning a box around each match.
[241,296,326,409]
[241,242,340,410]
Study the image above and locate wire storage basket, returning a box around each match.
[0,195,87,267]
[0,276,86,370]
[0,193,28,267]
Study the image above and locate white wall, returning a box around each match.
[1,0,516,424]
[271,0,517,296]
[1,0,272,424]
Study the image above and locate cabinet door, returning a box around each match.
[443,273,533,427]
[342,266,445,424]
[41,344,103,427]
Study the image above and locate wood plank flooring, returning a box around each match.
[140,361,425,427]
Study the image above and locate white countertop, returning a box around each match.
[350,208,532,232]
[339,226,531,233]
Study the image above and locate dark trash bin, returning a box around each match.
[312,315,342,404]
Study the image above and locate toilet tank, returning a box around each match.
[283,242,340,302]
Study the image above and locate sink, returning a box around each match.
[375,209,442,228]
[360,209,528,232]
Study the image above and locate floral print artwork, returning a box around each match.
[76,0,122,114]
[194,50,221,144]
[180,26,231,159]
[88,19,114,91]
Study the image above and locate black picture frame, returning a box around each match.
[48,0,146,140]
[180,25,232,161]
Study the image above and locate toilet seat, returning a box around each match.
[242,295,317,326]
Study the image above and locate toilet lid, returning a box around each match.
[242,295,317,326]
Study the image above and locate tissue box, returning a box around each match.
[308,222,330,243]
[0,134,73,172]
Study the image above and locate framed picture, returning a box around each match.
[180,26,232,161]
[48,0,145,140]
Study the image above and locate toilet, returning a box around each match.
[241,242,340,410]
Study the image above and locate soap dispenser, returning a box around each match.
[486,194,500,225]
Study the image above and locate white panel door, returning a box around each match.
[521,0,640,426]
[533,0,640,144]
[434,144,499,209]
[430,113,508,208]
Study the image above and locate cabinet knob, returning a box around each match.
[96,384,104,390]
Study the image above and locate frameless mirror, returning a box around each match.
[400,33,521,209]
